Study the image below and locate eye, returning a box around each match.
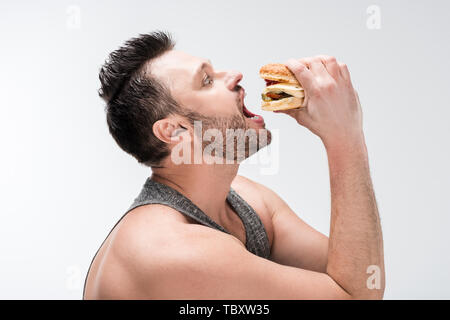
[202,74,214,86]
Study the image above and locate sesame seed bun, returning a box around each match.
[259,63,300,85]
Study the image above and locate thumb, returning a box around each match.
[274,109,298,116]
[274,107,312,127]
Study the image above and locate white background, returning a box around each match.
[1,0,449,299]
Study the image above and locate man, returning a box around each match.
[83,31,385,299]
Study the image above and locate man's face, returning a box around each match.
[150,50,271,161]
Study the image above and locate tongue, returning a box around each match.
[243,105,256,117]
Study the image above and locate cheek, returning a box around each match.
[185,89,240,117]
[210,92,240,114]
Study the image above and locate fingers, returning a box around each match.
[354,89,361,110]
[338,62,350,81]
[317,55,340,80]
[286,55,343,91]
[299,57,330,80]
[273,108,301,119]
[274,107,311,127]
[274,109,297,116]
[285,59,317,93]
[288,55,347,82]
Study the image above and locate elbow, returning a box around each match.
[340,278,386,300]
[327,269,386,300]
[350,287,385,300]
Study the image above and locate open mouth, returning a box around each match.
[239,88,265,125]
[243,105,257,118]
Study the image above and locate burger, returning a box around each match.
[260,63,305,111]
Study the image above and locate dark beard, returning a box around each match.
[178,108,271,163]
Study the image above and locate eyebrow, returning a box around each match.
[193,59,212,85]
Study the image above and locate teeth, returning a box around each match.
[250,116,259,120]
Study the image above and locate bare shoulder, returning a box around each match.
[112,217,271,299]
[233,175,290,216]
[232,174,283,219]
[83,204,190,299]
[112,204,191,257]
[87,203,246,299]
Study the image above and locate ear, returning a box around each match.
[152,117,188,144]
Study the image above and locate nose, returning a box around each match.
[223,70,243,90]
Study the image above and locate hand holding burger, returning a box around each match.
[261,56,364,149]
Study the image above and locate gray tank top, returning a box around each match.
[126,177,271,259]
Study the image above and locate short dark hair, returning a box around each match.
[99,31,180,167]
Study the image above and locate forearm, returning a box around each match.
[281,55,385,298]
[324,136,385,299]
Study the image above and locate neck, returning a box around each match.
[150,162,239,225]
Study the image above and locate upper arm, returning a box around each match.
[146,231,350,300]
[245,176,329,273]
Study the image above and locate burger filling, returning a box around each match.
[263,79,295,101]
[262,91,293,102]
[265,79,280,86]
